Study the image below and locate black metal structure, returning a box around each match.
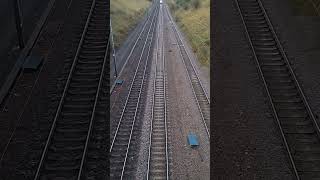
[13,0,24,49]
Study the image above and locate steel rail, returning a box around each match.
[147,3,169,179]
[146,7,160,179]
[162,3,170,178]
[160,4,169,179]
[256,0,320,139]
[164,5,210,103]
[234,1,299,178]
[110,2,157,93]
[109,5,158,179]
[163,3,170,178]
[164,4,210,137]
[110,4,158,152]
[33,0,97,179]
[76,39,110,180]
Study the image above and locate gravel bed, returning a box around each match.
[164,5,210,179]
[212,0,294,179]
[134,33,156,180]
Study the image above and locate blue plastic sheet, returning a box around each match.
[187,133,199,146]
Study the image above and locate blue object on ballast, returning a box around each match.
[23,56,43,70]
[116,79,124,85]
[187,133,199,147]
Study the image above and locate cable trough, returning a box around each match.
[235,0,320,179]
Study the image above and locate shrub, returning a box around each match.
[192,0,201,9]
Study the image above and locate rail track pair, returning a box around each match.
[109,2,159,179]
[147,3,169,179]
[236,0,320,179]
[33,0,109,179]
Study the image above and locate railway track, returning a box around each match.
[235,0,320,179]
[109,4,159,179]
[147,3,169,179]
[33,0,109,179]
[164,4,210,137]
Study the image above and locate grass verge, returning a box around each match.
[111,0,151,48]
[168,0,210,67]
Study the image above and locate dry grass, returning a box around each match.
[290,0,320,15]
[168,0,210,66]
[111,0,151,47]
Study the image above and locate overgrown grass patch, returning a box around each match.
[168,0,210,66]
[111,0,151,48]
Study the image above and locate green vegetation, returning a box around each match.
[168,0,210,66]
[111,0,151,48]
[290,0,319,15]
